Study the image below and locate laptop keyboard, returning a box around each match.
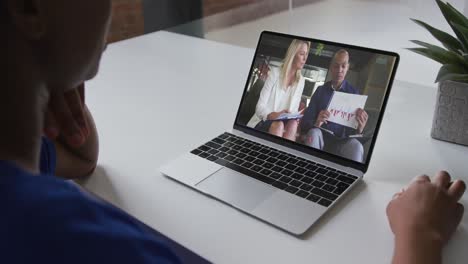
[190,133,358,207]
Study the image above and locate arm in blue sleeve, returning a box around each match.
[22,182,182,264]
[40,137,57,175]
[300,89,321,134]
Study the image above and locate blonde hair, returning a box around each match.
[280,39,311,89]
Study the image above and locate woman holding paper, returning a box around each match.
[247,39,310,141]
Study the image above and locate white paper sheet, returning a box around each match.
[326,91,368,129]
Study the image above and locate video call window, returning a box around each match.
[236,33,397,164]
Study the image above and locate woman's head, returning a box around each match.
[280,39,310,89]
[6,0,112,92]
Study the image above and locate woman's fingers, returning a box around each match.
[49,92,85,147]
[434,171,452,189]
[408,175,431,188]
[448,180,466,201]
[44,109,60,139]
[64,88,89,137]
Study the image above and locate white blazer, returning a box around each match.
[247,67,305,128]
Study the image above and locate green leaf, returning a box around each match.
[436,0,468,50]
[315,43,324,56]
[407,47,445,64]
[410,40,446,50]
[407,47,468,68]
[435,64,467,82]
[446,2,468,27]
[436,72,468,83]
[410,18,463,53]
[450,23,468,52]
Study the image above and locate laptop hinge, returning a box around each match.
[231,129,364,178]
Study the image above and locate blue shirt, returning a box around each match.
[1,138,180,264]
[301,80,359,138]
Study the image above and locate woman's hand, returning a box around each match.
[267,110,289,120]
[387,171,465,264]
[44,83,99,178]
[387,171,465,245]
[44,83,89,147]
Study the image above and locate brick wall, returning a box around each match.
[203,0,259,16]
[202,0,320,19]
[202,0,288,32]
[107,0,318,42]
[108,0,144,43]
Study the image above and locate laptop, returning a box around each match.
[160,31,399,235]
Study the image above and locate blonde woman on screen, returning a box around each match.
[247,39,310,141]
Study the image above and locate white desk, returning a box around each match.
[191,0,468,88]
[81,31,468,264]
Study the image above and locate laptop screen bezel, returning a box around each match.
[232,31,400,173]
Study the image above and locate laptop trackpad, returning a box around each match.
[196,167,276,211]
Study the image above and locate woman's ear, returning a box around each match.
[7,0,46,39]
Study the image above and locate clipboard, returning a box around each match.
[271,112,303,121]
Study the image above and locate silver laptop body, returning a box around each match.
[160,31,399,235]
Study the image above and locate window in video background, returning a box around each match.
[237,33,397,163]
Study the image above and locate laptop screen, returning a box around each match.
[235,31,398,168]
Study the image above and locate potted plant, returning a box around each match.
[410,0,468,146]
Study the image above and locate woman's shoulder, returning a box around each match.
[298,74,306,84]
[292,73,306,90]
[269,66,280,78]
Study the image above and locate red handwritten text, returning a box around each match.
[329,109,355,121]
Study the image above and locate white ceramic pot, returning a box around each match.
[431,80,468,146]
